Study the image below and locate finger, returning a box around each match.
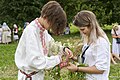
[66,66,71,69]
[66,49,73,58]
[68,62,73,65]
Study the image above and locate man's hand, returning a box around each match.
[64,47,73,58]
[59,61,68,69]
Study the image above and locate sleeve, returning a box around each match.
[94,38,110,71]
[25,27,61,70]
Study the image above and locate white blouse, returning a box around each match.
[111,25,120,36]
[83,37,110,80]
[15,19,63,80]
[111,26,120,56]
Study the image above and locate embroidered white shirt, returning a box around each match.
[15,19,62,80]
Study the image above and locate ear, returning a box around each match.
[43,17,49,24]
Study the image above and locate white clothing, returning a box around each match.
[0,28,2,43]
[2,22,11,43]
[64,27,70,34]
[13,28,19,41]
[13,35,19,40]
[82,37,110,80]
[111,26,120,56]
[15,19,63,80]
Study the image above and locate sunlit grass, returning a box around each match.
[0,32,120,80]
[0,43,18,80]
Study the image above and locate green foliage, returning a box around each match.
[1,0,120,29]
[69,23,79,34]
[0,0,44,27]
[102,24,112,30]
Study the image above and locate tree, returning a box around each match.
[1,0,120,27]
[0,0,44,27]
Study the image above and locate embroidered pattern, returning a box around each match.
[35,18,48,55]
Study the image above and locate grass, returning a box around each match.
[0,43,18,80]
[0,29,120,80]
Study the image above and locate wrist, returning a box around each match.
[71,56,75,60]
[75,67,79,72]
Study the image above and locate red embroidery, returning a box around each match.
[35,18,48,55]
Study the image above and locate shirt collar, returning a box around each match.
[35,18,45,32]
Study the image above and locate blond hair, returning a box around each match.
[112,23,119,30]
[73,10,109,44]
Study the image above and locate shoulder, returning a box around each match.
[118,25,120,30]
[24,21,37,33]
[118,25,120,27]
[96,37,109,46]
[98,37,107,43]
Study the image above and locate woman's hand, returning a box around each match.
[117,35,120,38]
[67,63,78,72]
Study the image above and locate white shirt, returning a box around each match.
[111,26,120,55]
[111,25,120,36]
[84,37,110,80]
[15,19,62,80]
[0,28,2,42]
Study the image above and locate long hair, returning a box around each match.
[73,10,109,44]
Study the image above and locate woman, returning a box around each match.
[111,24,120,56]
[2,22,11,44]
[67,10,111,80]
[13,24,19,41]
[0,24,2,43]
[111,52,120,64]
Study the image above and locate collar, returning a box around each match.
[35,18,45,32]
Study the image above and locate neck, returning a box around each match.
[38,17,45,29]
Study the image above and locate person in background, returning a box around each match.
[23,22,29,29]
[15,1,72,80]
[13,24,19,42]
[64,23,70,34]
[111,23,120,57]
[0,24,2,43]
[111,52,120,64]
[2,22,11,44]
[67,10,110,80]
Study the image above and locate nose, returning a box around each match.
[81,31,85,34]
[83,32,85,34]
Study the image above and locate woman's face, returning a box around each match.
[79,26,91,36]
[113,26,118,30]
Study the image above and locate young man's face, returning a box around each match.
[44,19,50,30]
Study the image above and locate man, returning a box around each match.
[15,1,72,80]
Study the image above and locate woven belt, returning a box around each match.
[20,70,38,80]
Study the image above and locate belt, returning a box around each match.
[20,70,38,80]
